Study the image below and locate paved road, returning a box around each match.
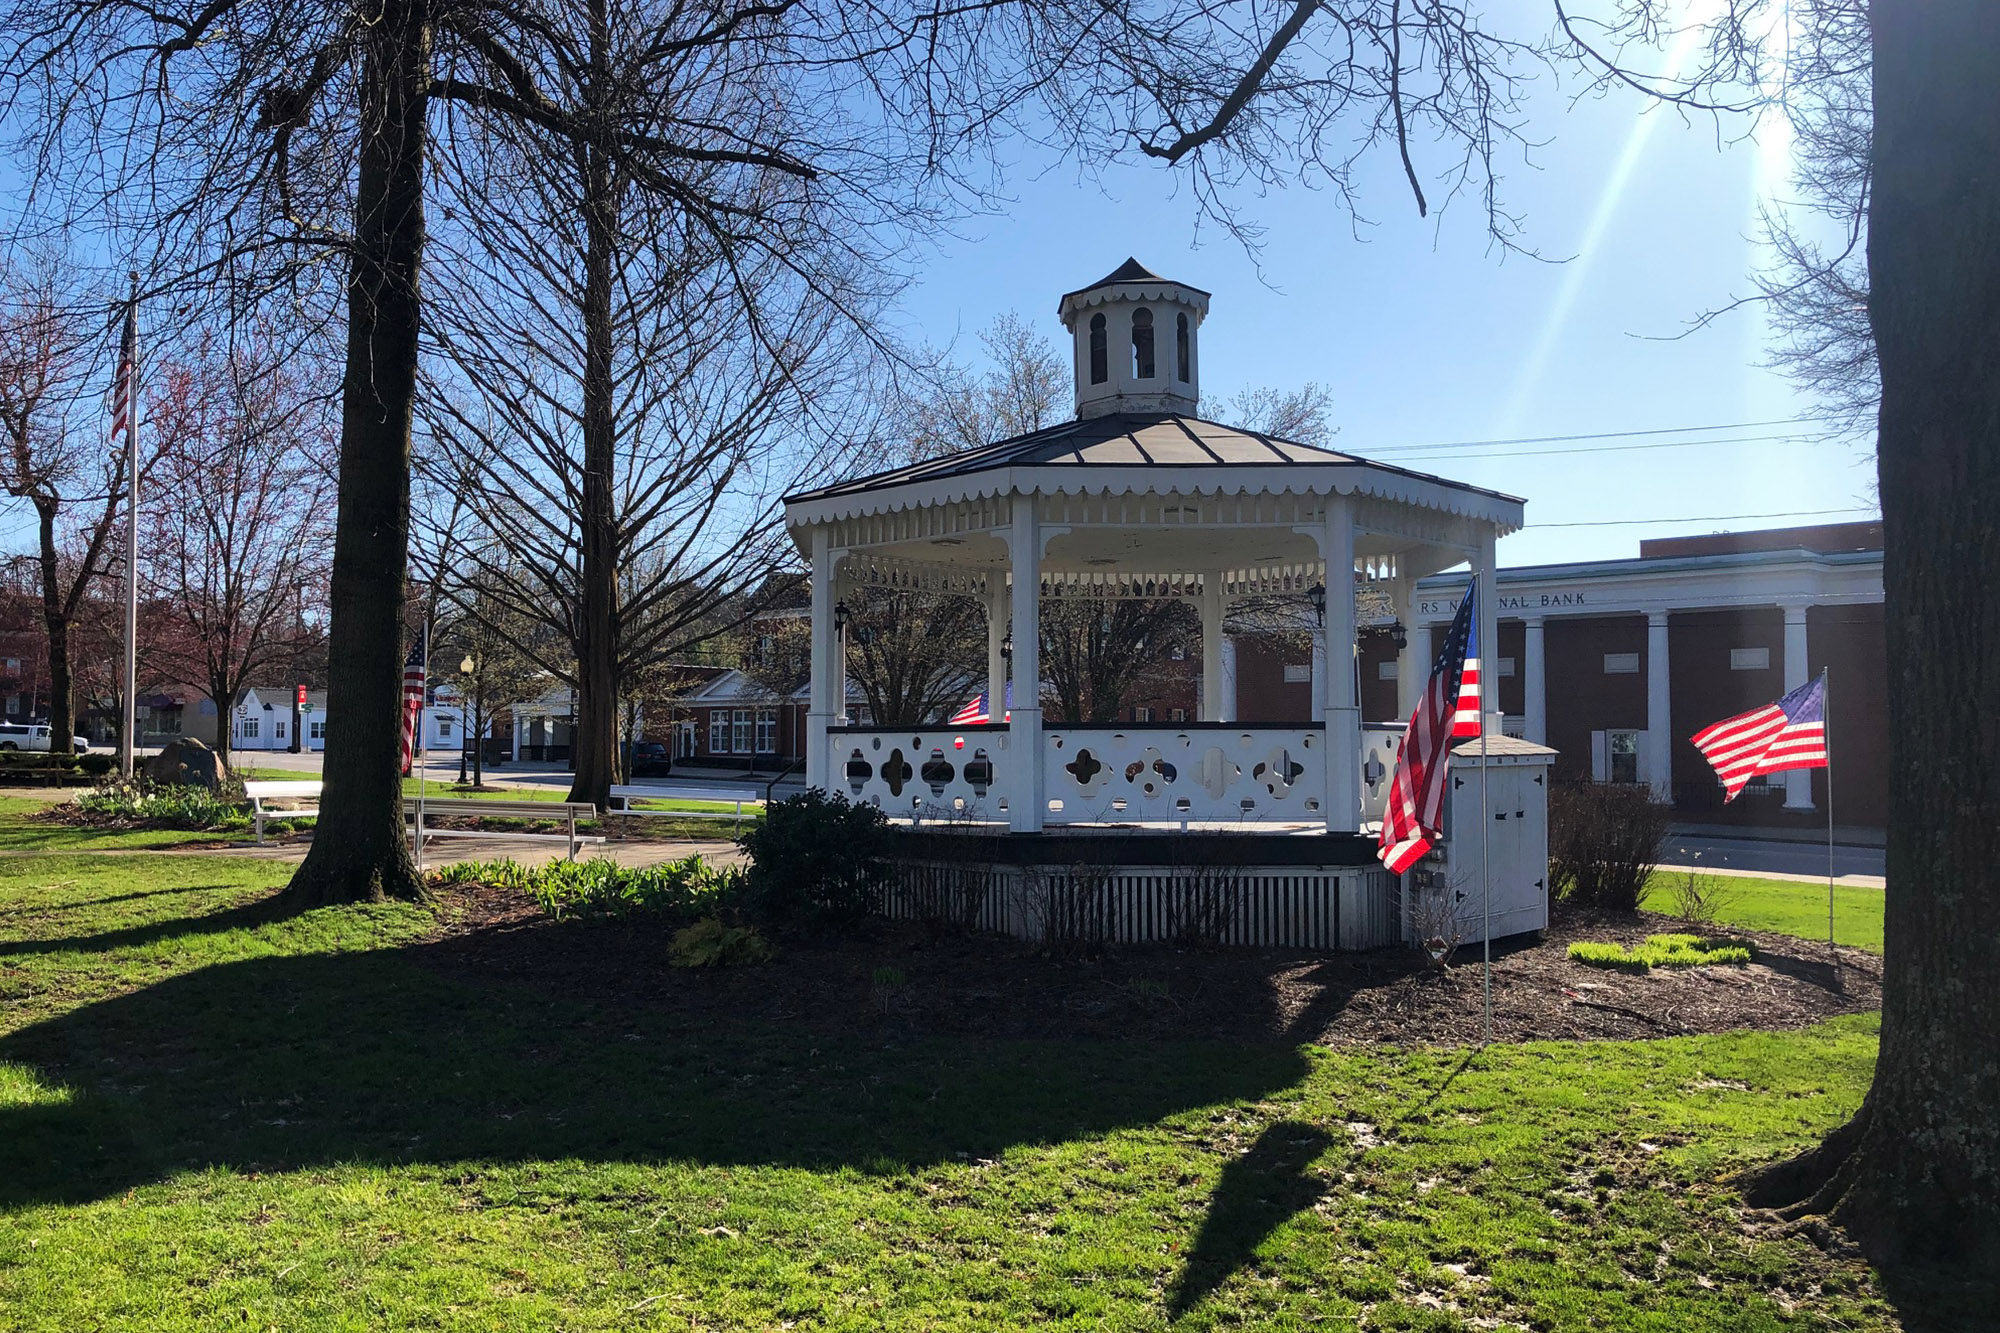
[1658,831,1884,887]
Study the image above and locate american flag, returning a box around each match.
[948,683,1010,724]
[1378,578,1477,874]
[1450,608,1481,739]
[1690,670,1828,802]
[108,297,137,441]
[398,633,427,776]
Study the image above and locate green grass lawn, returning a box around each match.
[0,796,248,853]
[1641,871,1884,953]
[0,844,1958,1329]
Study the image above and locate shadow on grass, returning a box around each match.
[0,891,308,957]
[0,931,1310,1209]
[1167,1121,1333,1317]
[0,882,226,916]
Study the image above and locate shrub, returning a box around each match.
[432,855,741,922]
[72,776,248,829]
[1568,933,1754,972]
[736,790,891,921]
[668,917,773,967]
[1666,869,1736,927]
[1548,781,1670,914]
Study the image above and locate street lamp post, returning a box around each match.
[458,655,475,785]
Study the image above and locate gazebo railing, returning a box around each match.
[829,722,1333,827]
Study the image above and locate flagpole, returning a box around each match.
[119,272,139,781]
[1823,666,1835,949]
[1479,618,1492,1049]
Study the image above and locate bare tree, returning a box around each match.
[142,328,333,766]
[0,258,149,755]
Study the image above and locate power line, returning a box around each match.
[1356,414,1849,456]
[1377,430,1844,464]
[1523,507,1878,530]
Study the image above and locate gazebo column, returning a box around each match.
[1321,498,1360,833]
[805,528,839,792]
[1219,636,1239,724]
[1199,578,1228,722]
[1006,496,1043,832]
[985,579,1008,720]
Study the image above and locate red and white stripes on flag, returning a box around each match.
[108,298,137,441]
[398,633,427,777]
[1690,670,1828,802]
[1379,577,1478,874]
[1450,630,1481,740]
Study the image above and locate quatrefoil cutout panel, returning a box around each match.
[1253,747,1306,798]
[1064,747,1109,797]
[1122,747,1178,798]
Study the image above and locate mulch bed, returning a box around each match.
[420,883,1880,1048]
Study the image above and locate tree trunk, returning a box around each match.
[32,501,74,756]
[566,27,620,811]
[286,0,431,905]
[209,679,235,769]
[1746,1,2000,1265]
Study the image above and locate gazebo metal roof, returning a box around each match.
[786,412,1524,511]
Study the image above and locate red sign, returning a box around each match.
[296,684,308,707]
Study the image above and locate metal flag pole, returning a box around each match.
[119,272,139,780]
[414,618,430,871]
[1478,581,1492,1047]
[1823,666,1835,948]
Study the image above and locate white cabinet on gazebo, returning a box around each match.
[783,259,1523,846]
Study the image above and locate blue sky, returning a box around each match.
[888,61,1878,568]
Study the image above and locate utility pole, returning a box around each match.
[118,272,139,779]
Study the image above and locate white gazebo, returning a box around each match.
[782,260,1524,845]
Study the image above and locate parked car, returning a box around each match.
[0,723,52,751]
[627,741,672,777]
[71,736,89,753]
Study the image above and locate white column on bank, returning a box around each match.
[1322,498,1360,832]
[1645,610,1672,800]
[985,579,1008,720]
[1199,577,1226,722]
[1523,616,1548,745]
[1781,602,1815,810]
[1476,530,1502,737]
[805,526,838,792]
[1007,494,1044,832]
[1219,634,1239,724]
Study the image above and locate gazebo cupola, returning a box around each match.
[1057,258,1208,419]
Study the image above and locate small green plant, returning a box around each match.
[668,917,773,967]
[1668,870,1737,927]
[1568,933,1755,973]
[431,855,742,922]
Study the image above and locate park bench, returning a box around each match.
[606,784,762,823]
[245,780,324,844]
[404,795,604,862]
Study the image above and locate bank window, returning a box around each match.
[1730,647,1770,671]
[709,711,728,752]
[274,720,286,740]
[732,709,753,754]
[1608,730,1640,785]
[755,709,777,754]
[310,720,326,740]
[241,717,260,739]
[1603,652,1640,675]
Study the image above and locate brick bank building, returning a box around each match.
[1233,522,1886,832]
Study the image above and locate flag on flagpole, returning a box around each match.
[1690,670,1829,802]
[108,298,137,442]
[398,632,428,777]
[1378,577,1478,874]
[948,682,1011,724]
[1450,606,1481,739]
